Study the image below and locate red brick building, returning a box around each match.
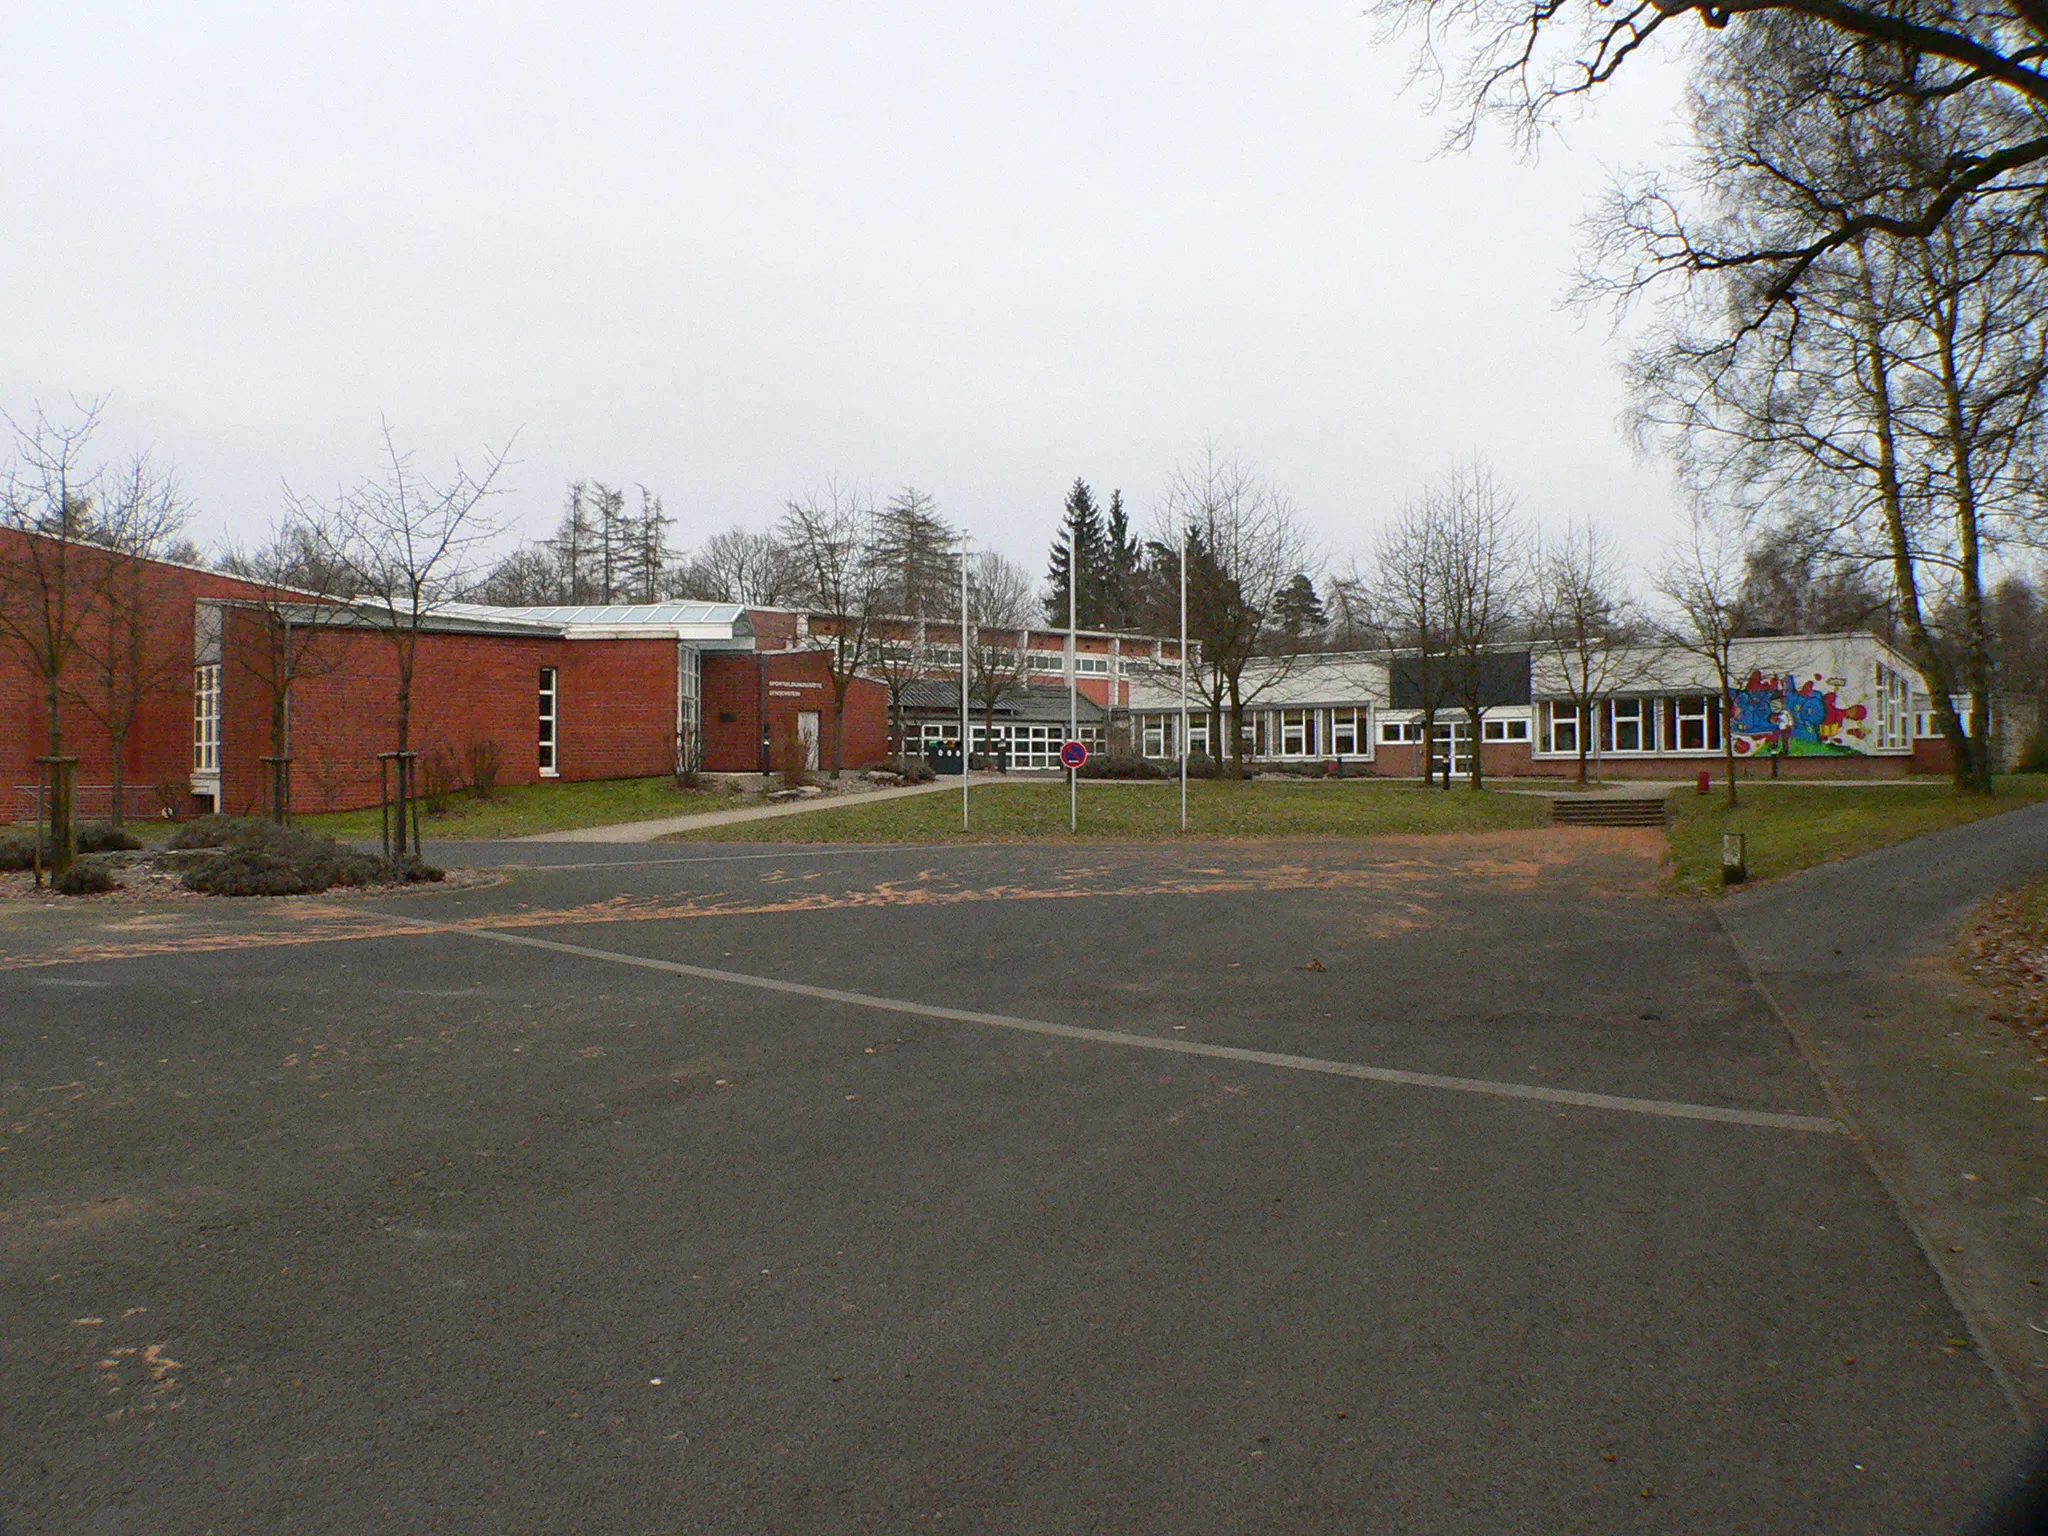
[2,534,896,820]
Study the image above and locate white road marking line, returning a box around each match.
[445,923,1843,1136]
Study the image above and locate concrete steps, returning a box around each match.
[1548,797,1671,829]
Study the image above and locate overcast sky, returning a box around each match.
[1,3,1690,584]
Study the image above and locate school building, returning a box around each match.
[0,531,1185,820]
[1123,633,1962,779]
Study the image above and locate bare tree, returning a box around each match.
[293,424,511,858]
[69,453,192,829]
[1375,0,2048,306]
[0,404,105,873]
[1530,516,1645,785]
[965,551,1037,766]
[1371,500,1457,786]
[217,514,362,822]
[1619,21,2047,793]
[1656,511,1751,806]
[1156,447,1320,774]
[778,481,885,778]
[1431,463,1529,789]
[672,526,803,606]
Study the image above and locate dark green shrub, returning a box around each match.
[895,759,936,784]
[2017,727,2048,774]
[1183,752,1220,780]
[1078,753,1166,781]
[75,822,143,853]
[54,861,118,896]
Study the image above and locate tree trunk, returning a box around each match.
[108,721,126,830]
[1467,701,1485,790]
[1859,260,1978,794]
[1933,297,1997,794]
[1719,679,1739,808]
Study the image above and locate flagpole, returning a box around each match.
[1068,530,1078,834]
[1178,527,1188,834]
[960,536,970,831]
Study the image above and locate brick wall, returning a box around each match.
[0,530,307,819]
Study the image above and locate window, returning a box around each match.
[1380,719,1422,744]
[1603,698,1651,754]
[1481,716,1530,742]
[1876,664,1910,750]
[538,667,559,775]
[1186,716,1211,755]
[1330,707,1368,756]
[677,645,702,771]
[1074,654,1110,675]
[1279,709,1317,757]
[192,664,221,774]
[1671,695,1719,752]
[1542,704,1580,755]
[1142,718,1167,758]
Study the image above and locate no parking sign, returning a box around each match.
[1059,740,1089,770]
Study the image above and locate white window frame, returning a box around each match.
[1540,703,1580,756]
[538,666,559,776]
[1142,717,1167,758]
[1481,716,1530,743]
[193,663,222,774]
[1604,698,1652,754]
[1671,695,1718,753]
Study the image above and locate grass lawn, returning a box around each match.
[667,778,1548,844]
[293,775,731,842]
[1667,776,2048,893]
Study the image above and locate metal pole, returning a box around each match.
[960,536,970,831]
[1068,531,1078,834]
[1178,536,1191,830]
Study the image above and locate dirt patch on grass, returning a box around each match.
[1955,874,2048,1050]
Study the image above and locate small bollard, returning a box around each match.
[1696,769,1711,795]
[1721,832,1748,886]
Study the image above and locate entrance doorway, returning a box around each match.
[1428,718,1472,781]
[797,712,821,772]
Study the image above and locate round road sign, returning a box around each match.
[1059,739,1089,770]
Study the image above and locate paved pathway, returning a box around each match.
[515,774,985,843]
[1720,800,2048,1422]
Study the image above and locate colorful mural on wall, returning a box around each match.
[1728,668,1870,757]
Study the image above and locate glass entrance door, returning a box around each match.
[1427,718,1472,781]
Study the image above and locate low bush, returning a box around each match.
[465,739,503,800]
[1183,752,1221,780]
[0,834,50,872]
[1077,753,1166,781]
[75,822,143,853]
[2017,727,2048,774]
[894,759,936,784]
[166,815,265,851]
[54,861,118,896]
[175,819,441,896]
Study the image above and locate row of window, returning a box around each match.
[919,721,1107,769]
[884,643,1115,675]
[1138,707,1373,760]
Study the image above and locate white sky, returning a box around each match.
[0,3,1690,585]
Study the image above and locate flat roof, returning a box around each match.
[465,602,749,628]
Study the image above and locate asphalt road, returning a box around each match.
[0,831,2024,1533]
